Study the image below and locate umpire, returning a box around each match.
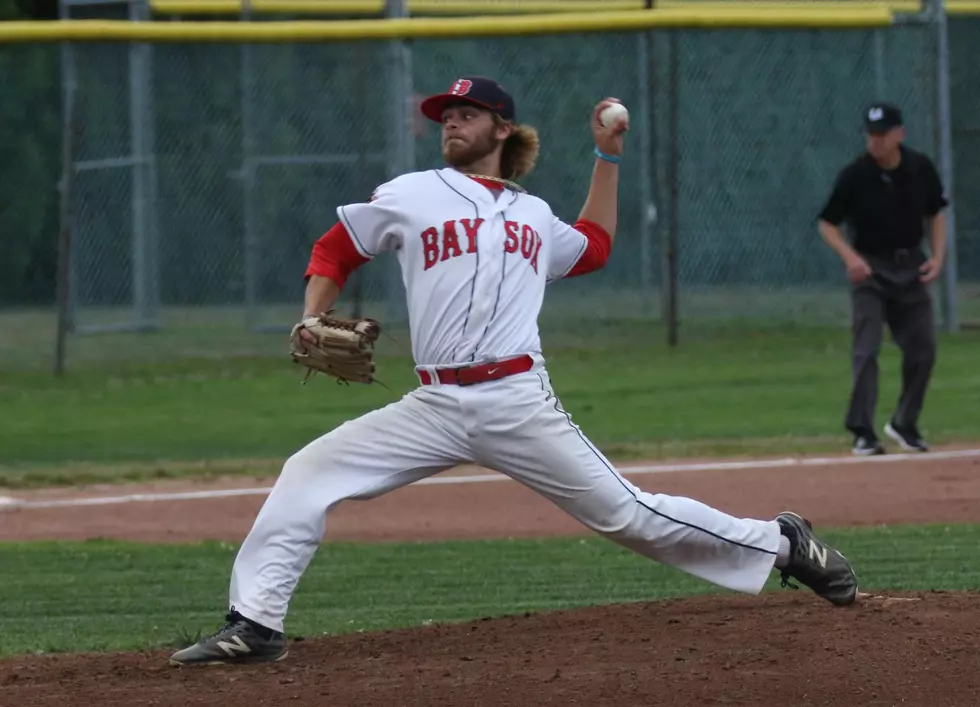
[817,103,948,456]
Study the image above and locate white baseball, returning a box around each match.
[599,102,629,128]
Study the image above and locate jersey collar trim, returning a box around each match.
[437,168,519,210]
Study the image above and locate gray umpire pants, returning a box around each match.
[845,249,937,438]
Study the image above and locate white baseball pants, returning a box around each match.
[229,366,781,633]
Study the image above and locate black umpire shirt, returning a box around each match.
[818,145,948,256]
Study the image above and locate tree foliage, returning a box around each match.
[0,0,60,306]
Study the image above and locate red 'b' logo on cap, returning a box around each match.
[449,79,472,96]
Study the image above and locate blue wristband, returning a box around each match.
[594,146,621,164]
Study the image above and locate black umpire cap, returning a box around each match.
[863,103,903,134]
[420,76,517,123]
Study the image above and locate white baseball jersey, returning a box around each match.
[229,167,786,637]
[336,168,594,367]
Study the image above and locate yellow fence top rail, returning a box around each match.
[0,6,895,43]
[144,0,980,16]
[947,0,980,12]
[149,0,640,14]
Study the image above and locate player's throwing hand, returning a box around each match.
[592,97,629,158]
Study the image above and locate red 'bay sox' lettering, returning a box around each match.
[422,219,541,273]
[422,218,483,270]
[504,221,543,274]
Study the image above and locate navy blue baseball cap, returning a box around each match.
[863,103,903,134]
[420,76,516,123]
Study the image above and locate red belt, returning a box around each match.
[417,355,534,387]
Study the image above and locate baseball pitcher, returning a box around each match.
[170,77,858,666]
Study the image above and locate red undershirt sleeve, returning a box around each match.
[304,221,370,289]
[564,219,613,278]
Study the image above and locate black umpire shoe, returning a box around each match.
[884,421,930,452]
[775,512,858,607]
[169,610,288,666]
[852,434,886,456]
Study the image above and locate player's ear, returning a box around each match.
[493,115,514,140]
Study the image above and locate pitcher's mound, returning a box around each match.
[3,591,979,706]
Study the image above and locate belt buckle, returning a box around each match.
[453,366,476,387]
[894,248,909,264]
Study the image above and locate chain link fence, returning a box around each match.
[949,15,980,320]
[1,8,978,372]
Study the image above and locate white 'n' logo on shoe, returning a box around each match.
[216,635,252,657]
[808,540,829,569]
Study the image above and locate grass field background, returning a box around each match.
[2,320,979,487]
[1,524,978,658]
[2,308,980,660]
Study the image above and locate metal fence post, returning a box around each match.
[129,0,159,331]
[636,30,656,315]
[240,0,261,330]
[930,0,959,333]
[385,0,414,324]
[351,45,371,320]
[663,31,680,348]
[55,0,78,375]
[872,28,885,99]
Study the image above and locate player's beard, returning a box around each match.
[442,129,502,174]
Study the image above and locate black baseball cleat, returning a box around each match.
[884,421,929,452]
[169,610,288,666]
[852,435,886,456]
[775,511,858,607]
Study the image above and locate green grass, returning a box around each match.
[2,325,979,487]
[1,524,978,658]
[0,436,858,489]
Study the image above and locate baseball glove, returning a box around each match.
[289,311,382,385]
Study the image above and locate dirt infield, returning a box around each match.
[2,449,980,706]
[4,592,980,707]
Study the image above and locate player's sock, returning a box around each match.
[774,535,792,569]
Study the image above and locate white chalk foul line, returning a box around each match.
[3,447,980,512]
